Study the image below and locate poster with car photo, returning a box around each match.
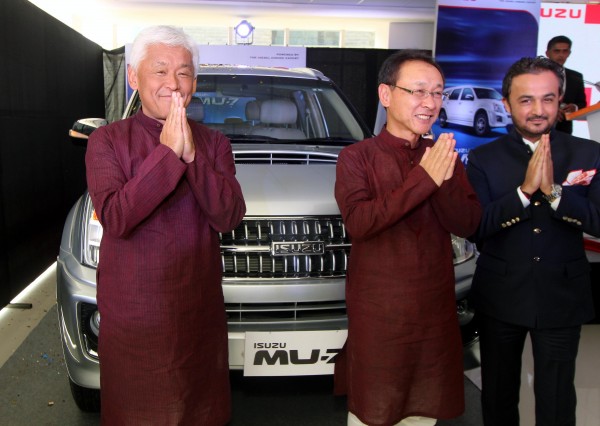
[434,0,540,164]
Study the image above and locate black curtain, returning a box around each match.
[104,47,126,123]
[307,48,394,132]
[0,0,105,306]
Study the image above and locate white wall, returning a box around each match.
[27,0,434,50]
[388,22,434,50]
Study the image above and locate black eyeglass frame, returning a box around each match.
[389,84,448,100]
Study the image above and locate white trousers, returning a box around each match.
[348,412,437,426]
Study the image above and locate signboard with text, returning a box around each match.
[243,330,347,376]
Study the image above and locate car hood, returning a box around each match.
[235,163,339,216]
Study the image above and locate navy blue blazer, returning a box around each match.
[466,129,600,328]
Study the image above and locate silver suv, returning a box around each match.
[57,65,477,412]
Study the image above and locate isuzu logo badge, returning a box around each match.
[271,241,325,256]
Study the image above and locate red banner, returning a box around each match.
[585,4,600,24]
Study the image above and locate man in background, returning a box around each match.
[546,35,587,134]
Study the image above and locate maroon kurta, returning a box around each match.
[334,128,481,425]
[86,110,246,425]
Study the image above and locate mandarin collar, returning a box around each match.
[378,126,423,150]
[134,108,164,133]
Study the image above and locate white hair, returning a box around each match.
[129,25,199,75]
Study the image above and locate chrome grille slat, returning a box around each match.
[225,301,347,324]
[220,217,350,279]
[233,151,338,165]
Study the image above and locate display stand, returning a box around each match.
[566,103,600,142]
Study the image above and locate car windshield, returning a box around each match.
[128,74,368,145]
[473,88,502,100]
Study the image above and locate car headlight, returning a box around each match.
[82,195,102,268]
[451,235,475,265]
[493,103,503,113]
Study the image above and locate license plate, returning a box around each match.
[243,330,348,376]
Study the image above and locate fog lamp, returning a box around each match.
[90,310,101,336]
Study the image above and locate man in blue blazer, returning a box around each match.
[466,56,600,426]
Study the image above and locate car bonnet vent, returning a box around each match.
[234,151,337,165]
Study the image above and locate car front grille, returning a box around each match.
[225,300,347,325]
[233,151,338,165]
[220,216,350,279]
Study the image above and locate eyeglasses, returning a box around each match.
[390,85,447,100]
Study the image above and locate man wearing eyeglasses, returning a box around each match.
[333,50,481,426]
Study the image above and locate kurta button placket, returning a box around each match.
[533,228,542,234]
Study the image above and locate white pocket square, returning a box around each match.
[563,169,597,186]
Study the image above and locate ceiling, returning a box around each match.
[115,0,599,18]
[120,0,597,7]
[117,0,435,18]
[121,0,435,8]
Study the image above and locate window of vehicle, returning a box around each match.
[461,88,475,101]
[473,88,503,100]
[191,74,366,142]
[449,88,461,100]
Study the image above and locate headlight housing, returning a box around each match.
[451,235,475,265]
[82,195,102,268]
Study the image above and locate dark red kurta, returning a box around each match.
[334,128,481,425]
[86,110,246,425]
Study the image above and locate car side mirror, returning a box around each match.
[69,118,108,140]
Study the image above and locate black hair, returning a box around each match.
[377,50,445,86]
[546,35,572,51]
[502,56,565,99]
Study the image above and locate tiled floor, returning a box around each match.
[519,325,600,426]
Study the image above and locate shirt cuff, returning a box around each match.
[517,187,531,207]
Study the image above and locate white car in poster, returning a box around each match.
[439,85,512,137]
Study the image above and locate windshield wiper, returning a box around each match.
[302,137,357,145]
[227,134,279,142]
